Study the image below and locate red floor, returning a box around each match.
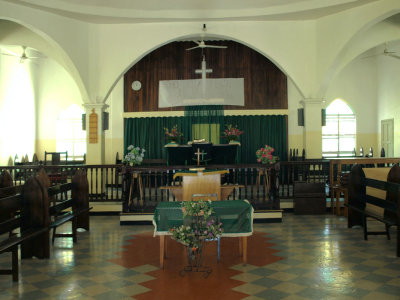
[109,231,284,299]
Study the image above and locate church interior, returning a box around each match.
[1,0,400,299]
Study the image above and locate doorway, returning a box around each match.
[381,119,394,157]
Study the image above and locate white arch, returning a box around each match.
[318,8,400,97]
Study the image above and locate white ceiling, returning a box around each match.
[5,0,379,23]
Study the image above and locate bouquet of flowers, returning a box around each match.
[170,200,223,249]
[123,145,145,166]
[222,124,243,142]
[256,145,278,164]
[164,124,183,143]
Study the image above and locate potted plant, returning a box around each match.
[256,145,278,164]
[222,124,243,144]
[164,124,183,144]
[170,200,223,275]
[123,145,145,166]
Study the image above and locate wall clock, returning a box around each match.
[131,80,142,91]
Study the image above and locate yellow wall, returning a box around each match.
[288,134,304,152]
[35,139,57,161]
[357,133,378,157]
[105,138,124,164]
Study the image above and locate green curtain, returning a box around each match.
[224,115,288,163]
[124,116,187,159]
[184,105,224,143]
[124,114,287,163]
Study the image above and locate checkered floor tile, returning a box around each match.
[0,213,399,299]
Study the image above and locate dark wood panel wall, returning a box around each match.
[124,41,287,112]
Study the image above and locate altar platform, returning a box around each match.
[120,164,282,224]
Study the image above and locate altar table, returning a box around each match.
[153,200,253,268]
[165,143,239,166]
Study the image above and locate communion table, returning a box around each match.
[153,200,254,268]
[165,144,239,166]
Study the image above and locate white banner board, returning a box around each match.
[159,78,244,108]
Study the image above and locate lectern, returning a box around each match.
[159,169,243,201]
[175,169,229,201]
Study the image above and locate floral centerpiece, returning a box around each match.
[123,145,145,166]
[222,124,243,143]
[256,145,278,164]
[170,200,223,250]
[164,124,183,144]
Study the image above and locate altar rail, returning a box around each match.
[1,161,330,205]
[122,164,280,213]
[0,165,124,203]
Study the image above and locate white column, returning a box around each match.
[300,98,325,159]
[83,103,109,165]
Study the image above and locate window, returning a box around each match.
[56,104,86,160]
[322,99,356,157]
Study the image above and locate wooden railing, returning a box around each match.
[278,160,330,199]
[122,164,280,213]
[1,160,333,211]
[0,165,124,203]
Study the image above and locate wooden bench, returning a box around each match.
[329,157,400,214]
[0,169,91,282]
[0,170,13,188]
[0,178,50,281]
[48,175,92,244]
[347,164,400,257]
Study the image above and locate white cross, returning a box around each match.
[195,55,212,79]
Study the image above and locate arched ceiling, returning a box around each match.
[4,0,378,23]
[357,13,400,59]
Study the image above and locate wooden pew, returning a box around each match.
[329,157,400,214]
[47,170,91,245]
[0,169,92,283]
[0,178,50,281]
[0,170,13,188]
[347,164,400,257]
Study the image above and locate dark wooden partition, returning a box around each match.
[124,41,287,112]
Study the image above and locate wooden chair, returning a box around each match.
[44,151,68,165]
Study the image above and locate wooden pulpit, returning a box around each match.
[184,172,221,200]
[160,169,243,201]
[174,169,228,201]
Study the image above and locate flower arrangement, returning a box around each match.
[164,124,183,143]
[222,124,243,142]
[170,200,223,249]
[123,145,145,166]
[256,145,278,164]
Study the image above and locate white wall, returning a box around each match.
[0,55,36,165]
[376,55,400,156]
[287,78,304,150]
[35,58,83,160]
[325,56,378,154]
[105,77,124,164]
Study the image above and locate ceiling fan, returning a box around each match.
[0,45,44,63]
[362,42,400,60]
[186,24,227,51]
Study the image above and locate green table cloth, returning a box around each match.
[153,200,253,237]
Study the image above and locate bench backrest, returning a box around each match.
[48,183,74,216]
[0,185,23,199]
[0,170,13,188]
[0,194,23,234]
[349,164,400,215]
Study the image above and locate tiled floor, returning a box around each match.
[0,213,399,299]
